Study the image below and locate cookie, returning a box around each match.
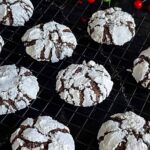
[0,36,4,52]
[87,7,135,46]
[10,116,75,150]
[56,61,113,107]
[0,64,39,115]
[132,47,150,89]
[0,0,34,26]
[97,111,150,150]
[21,21,77,63]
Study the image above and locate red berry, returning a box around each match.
[134,0,143,9]
[87,0,96,4]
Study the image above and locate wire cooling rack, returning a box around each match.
[0,0,150,149]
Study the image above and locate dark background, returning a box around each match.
[0,0,150,149]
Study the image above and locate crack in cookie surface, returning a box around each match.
[56,61,113,107]
[21,21,77,63]
[132,47,150,89]
[0,64,39,115]
[87,7,135,46]
[97,111,150,150]
[0,0,34,26]
[10,116,75,150]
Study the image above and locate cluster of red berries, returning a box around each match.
[79,0,150,11]
[134,0,150,11]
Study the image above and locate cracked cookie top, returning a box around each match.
[132,47,150,89]
[56,61,113,107]
[87,7,135,46]
[21,21,77,63]
[0,0,34,26]
[97,111,150,150]
[0,64,39,115]
[10,116,75,150]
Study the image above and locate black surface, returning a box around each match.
[0,0,150,149]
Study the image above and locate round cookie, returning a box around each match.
[87,7,135,46]
[0,0,34,26]
[0,35,4,52]
[10,116,75,150]
[97,111,150,150]
[21,21,77,63]
[132,47,150,89]
[56,61,113,107]
[0,64,39,115]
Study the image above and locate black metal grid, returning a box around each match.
[0,0,150,149]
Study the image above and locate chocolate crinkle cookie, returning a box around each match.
[132,47,150,89]
[97,111,150,150]
[56,61,113,107]
[0,0,34,26]
[21,21,77,63]
[0,35,4,52]
[87,7,135,46]
[10,116,75,150]
[0,64,39,115]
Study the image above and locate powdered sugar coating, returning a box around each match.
[132,47,150,89]
[0,64,39,115]
[0,35,4,53]
[87,7,135,46]
[97,111,150,150]
[21,21,77,63]
[56,61,113,107]
[10,116,75,150]
[0,0,34,26]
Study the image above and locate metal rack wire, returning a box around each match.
[0,0,150,149]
